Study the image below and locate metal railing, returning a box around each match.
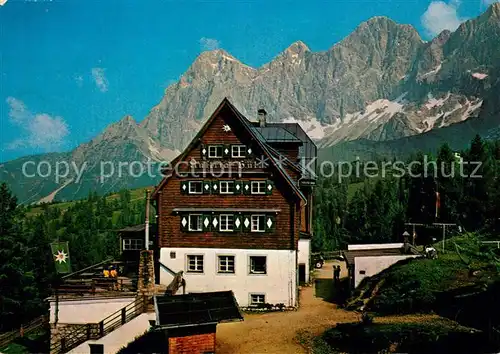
[50,296,148,354]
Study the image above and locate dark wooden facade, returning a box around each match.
[153,98,316,252]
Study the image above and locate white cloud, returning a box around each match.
[91,67,108,92]
[199,37,221,51]
[421,0,467,37]
[5,97,69,150]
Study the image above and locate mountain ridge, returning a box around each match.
[1,4,499,203]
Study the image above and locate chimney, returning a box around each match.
[258,109,267,127]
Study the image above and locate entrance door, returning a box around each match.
[298,264,306,284]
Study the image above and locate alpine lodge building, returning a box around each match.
[152,98,317,308]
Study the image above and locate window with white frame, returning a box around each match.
[219,214,234,232]
[220,181,235,194]
[231,145,246,158]
[218,255,235,273]
[251,215,265,232]
[187,255,204,273]
[188,181,203,194]
[249,256,267,274]
[251,181,266,194]
[188,214,202,231]
[208,145,223,158]
[123,238,144,251]
[250,294,266,306]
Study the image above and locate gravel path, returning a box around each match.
[215,261,358,354]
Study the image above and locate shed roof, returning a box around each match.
[342,246,420,266]
[118,224,156,233]
[251,126,303,143]
[155,291,242,329]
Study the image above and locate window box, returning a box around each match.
[218,255,235,274]
[187,255,204,273]
[249,256,266,274]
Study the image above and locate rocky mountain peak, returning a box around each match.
[487,2,500,19]
[284,40,310,54]
[433,30,451,45]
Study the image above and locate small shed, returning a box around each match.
[153,291,243,354]
[118,224,157,271]
[343,243,422,289]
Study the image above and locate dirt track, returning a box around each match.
[215,261,357,353]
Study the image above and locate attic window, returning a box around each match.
[231,145,246,158]
[208,145,223,158]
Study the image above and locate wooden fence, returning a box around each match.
[0,315,49,349]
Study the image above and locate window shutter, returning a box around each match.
[234,180,242,195]
[234,214,242,231]
[202,214,211,232]
[180,215,188,232]
[242,214,251,232]
[243,181,251,195]
[212,214,219,231]
[203,181,211,194]
[200,144,207,160]
[265,180,274,195]
[223,144,231,159]
[211,180,219,194]
[265,215,275,233]
[180,181,188,194]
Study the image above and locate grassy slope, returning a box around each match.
[25,186,153,217]
[348,234,500,315]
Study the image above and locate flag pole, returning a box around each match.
[145,190,150,250]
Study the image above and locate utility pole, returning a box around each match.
[433,223,456,252]
[145,189,151,250]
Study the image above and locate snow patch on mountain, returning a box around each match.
[472,72,488,80]
[283,116,329,140]
[417,63,442,81]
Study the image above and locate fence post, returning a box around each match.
[86,324,91,340]
[61,337,66,352]
[99,321,104,337]
[121,308,126,325]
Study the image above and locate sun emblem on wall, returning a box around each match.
[54,250,68,264]
[222,124,231,132]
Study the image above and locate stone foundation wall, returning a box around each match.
[50,322,100,353]
[138,250,155,296]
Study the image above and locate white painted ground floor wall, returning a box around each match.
[159,247,298,307]
[298,239,311,283]
[354,255,420,287]
[49,297,135,324]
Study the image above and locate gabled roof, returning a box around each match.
[152,98,306,202]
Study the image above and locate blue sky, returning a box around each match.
[0,0,495,162]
